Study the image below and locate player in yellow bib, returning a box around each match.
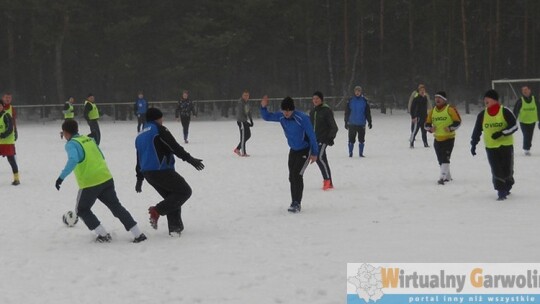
[0,98,19,185]
[84,93,101,145]
[425,91,461,185]
[513,85,540,156]
[60,96,75,139]
[56,119,146,243]
[1,92,20,185]
[471,90,518,200]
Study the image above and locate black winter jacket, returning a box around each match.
[410,95,428,120]
[135,123,192,181]
[309,103,338,145]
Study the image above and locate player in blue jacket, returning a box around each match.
[260,96,318,213]
[134,91,148,132]
[135,108,204,236]
[345,86,372,157]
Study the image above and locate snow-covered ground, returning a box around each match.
[1,108,539,304]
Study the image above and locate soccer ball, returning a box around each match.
[62,211,79,227]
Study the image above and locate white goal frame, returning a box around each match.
[491,78,540,105]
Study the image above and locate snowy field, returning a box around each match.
[1,108,539,304]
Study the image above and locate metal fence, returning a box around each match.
[14,96,358,122]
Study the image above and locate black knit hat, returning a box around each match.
[313,91,324,101]
[434,91,447,101]
[281,96,295,111]
[484,89,499,101]
[146,108,163,121]
[62,119,79,134]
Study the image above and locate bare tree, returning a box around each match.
[55,13,70,104]
[326,0,335,95]
[345,9,362,97]
[343,0,349,70]
[6,11,16,92]
[460,0,469,85]
[379,0,385,88]
[408,0,415,79]
[523,0,529,73]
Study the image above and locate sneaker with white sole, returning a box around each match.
[133,233,147,243]
[95,233,112,243]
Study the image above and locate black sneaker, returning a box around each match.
[437,179,445,185]
[409,141,414,149]
[497,191,507,201]
[133,233,147,243]
[287,202,301,213]
[424,142,430,148]
[12,180,20,186]
[96,233,112,243]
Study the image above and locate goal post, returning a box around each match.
[491,78,540,106]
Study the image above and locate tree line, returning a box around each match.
[0,0,538,107]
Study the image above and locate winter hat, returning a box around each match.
[354,86,362,91]
[484,89,499,101]
[281,96,295,111]
[146,107,163,121]
[434,91,447,101]
[313,91,324,101]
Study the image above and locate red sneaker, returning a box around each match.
[148,206,160,230]
[322,179,334,190]
[233,148,242,156]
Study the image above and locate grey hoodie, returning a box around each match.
[236,98,252,123]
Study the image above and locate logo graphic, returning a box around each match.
[347,263,540,304]
[347,263,384,303]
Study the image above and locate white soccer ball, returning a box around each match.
[62,211,79,227]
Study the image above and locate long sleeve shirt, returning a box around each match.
[260,106,318,155]
[471,105,518,147]
[310,103,338,144]
[424,105,462,141]
[345,95,372,126]
[135,122,192,179]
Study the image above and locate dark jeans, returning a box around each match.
[87,119,101,145]
[288,148,310,204]
[348,125,366,144]
[236,121,252,154]
[180,115,191,140]
[486,145,514,192]
[434,138,455,165]
[76,179,137,231]
[520,122,535,150]
[144,170,192,232]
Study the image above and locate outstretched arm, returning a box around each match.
[260,95,282,122]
